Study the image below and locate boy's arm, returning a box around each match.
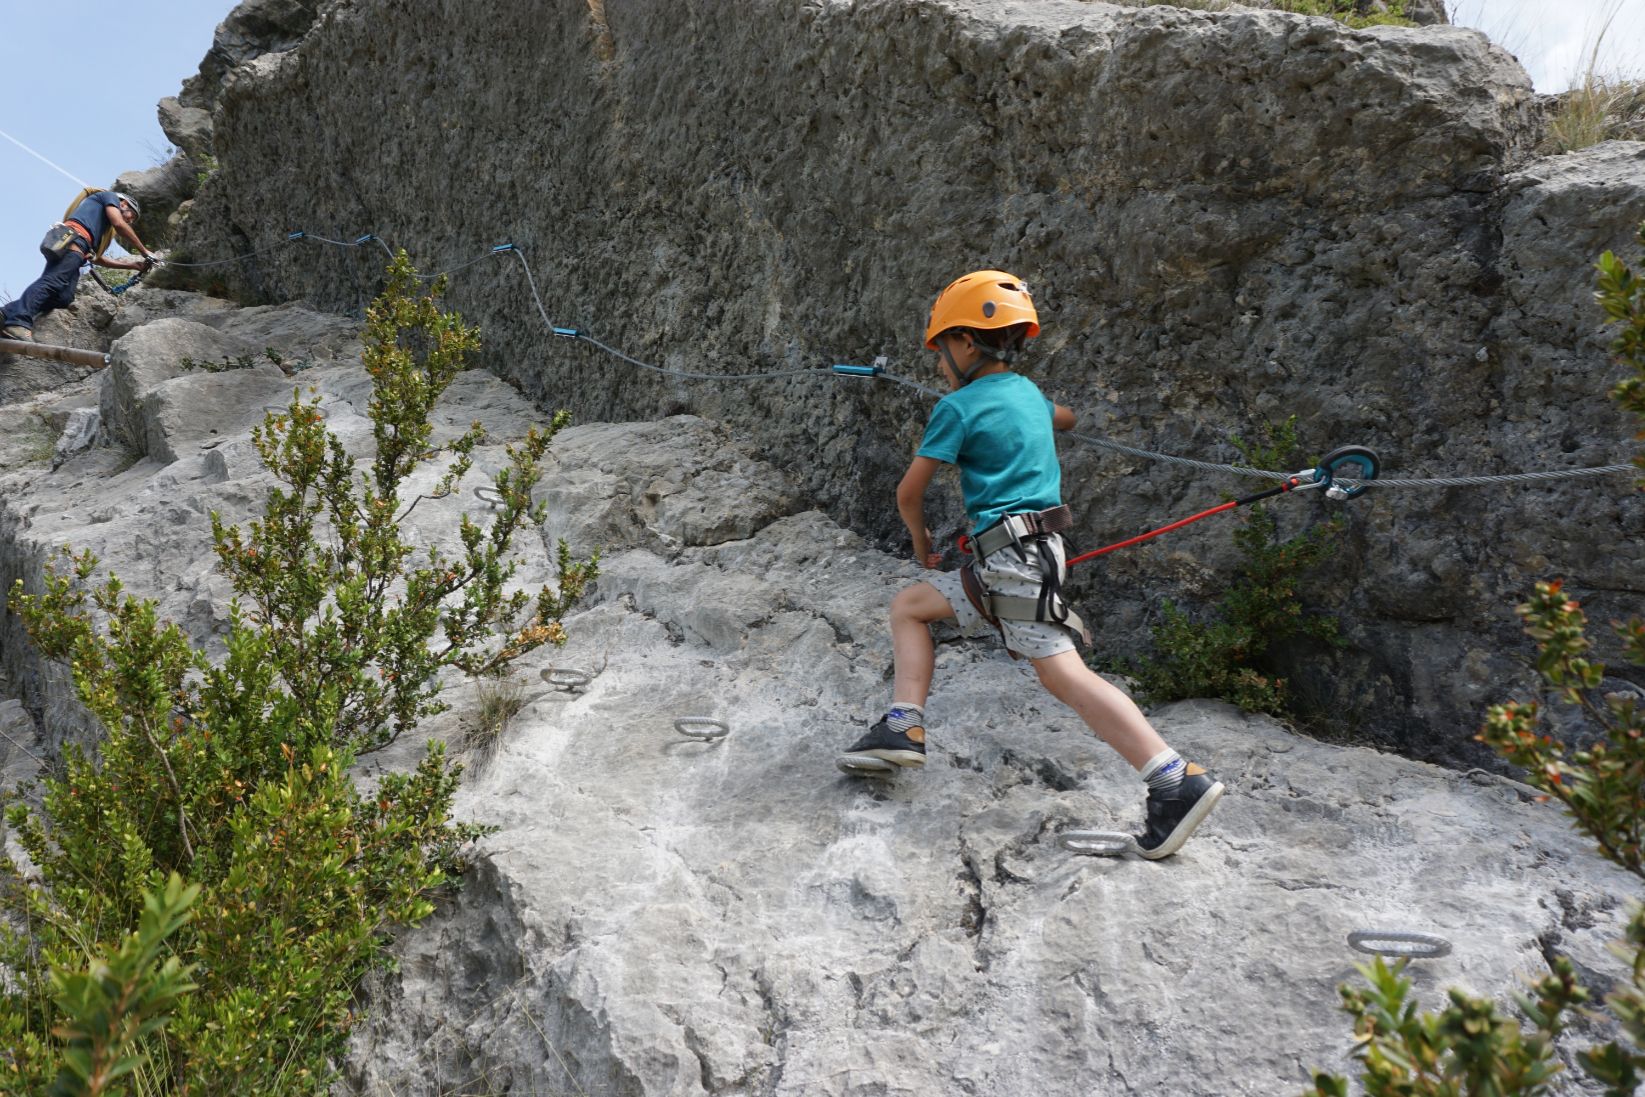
[897,456,944,569]
[1052,403,1075,430]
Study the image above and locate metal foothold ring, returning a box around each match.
[1348,929,1452,959]
[474,485,506,509]
[539,668,591,690]
[675,717,730,741]
[1057,830,1137,856]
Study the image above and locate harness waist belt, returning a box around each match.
[972,504,1073,561]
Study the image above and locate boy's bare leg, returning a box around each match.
[840,582,956,770]
[1029,649,1168,768]
[889,581,955,707]
[1032,648,1223,858]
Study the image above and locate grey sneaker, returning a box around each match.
[1,325,34,342]
[1135,765,1224,860]
[841,718,926,767]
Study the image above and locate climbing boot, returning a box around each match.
[1135,764,1224,860]
[841,718,926,768]
[1,325,33,342]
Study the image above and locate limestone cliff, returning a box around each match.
[158,0,1645,767]
[0,295,1635,1095]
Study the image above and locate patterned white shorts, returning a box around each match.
[925,534,1080,660]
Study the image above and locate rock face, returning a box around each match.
[165,0,1644,767]
[0,296,1634,1097]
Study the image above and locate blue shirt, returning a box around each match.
[916,371,1062,532]
[67,190,120,243]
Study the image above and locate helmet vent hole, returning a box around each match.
[982,301,996,318]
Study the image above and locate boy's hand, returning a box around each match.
[915,528,941,569]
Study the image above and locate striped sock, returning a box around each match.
[886,703,925,738]
[1140,748,1186,796]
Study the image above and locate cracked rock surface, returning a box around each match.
[1,303,1635,1096]
[0,294,1637,1093]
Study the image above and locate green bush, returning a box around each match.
[0,251,595,1093]
[1123,417,1345,715]
[1303,226,1645,1096]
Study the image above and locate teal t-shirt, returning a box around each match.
[916,372,1062,531]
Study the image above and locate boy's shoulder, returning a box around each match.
[938,371,1042,409]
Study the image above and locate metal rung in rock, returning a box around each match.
[1348,929,1452,959]
[540,668,592,692]
[1057,830,1140,857]
[675,717,730,741]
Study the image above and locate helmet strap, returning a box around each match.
[939,341,974,387]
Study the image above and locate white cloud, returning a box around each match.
[1449,0,1645,91]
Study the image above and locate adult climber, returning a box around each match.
[1,189,162,342]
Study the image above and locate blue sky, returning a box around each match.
[2,0,1638,310]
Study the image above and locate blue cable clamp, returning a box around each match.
[287,230,306,241]
[832,363,882,377]
[552,327,583,339]
[492,242,516,253]
[354,234,375,245]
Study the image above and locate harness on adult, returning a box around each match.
[958,503,1092,655]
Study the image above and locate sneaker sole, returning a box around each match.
[851,748,924,767]
[837,748,924,772]
[837,755,898,778]
[1138,781,1224,860]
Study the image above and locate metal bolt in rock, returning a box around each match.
[1347,929,1452,959]
[675,717,730,741]
[540,667,592,692]
[1057,831,1139,857]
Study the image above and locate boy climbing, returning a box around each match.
[2,189,161,342]
[839,270,1224,859]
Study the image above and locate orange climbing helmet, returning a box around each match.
[923,270,1041,350]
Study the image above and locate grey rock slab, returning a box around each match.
[51,407,101,469]
[144,364,295,465]
[106,287,240,340]
[100,318,260,455]
[158,95,215,161]
[0,293,1636,1095]
[537,416,800,559]
[346,583,1639,1097]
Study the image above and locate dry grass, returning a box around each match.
[1539,0,1644,154]
[466,674,526,761]
[1544,77,1645,154]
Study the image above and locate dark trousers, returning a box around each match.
[2,246,87,330]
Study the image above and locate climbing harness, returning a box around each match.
[958,504,1092,653]
[675,717,730,741]
[1347,929,1452,959]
